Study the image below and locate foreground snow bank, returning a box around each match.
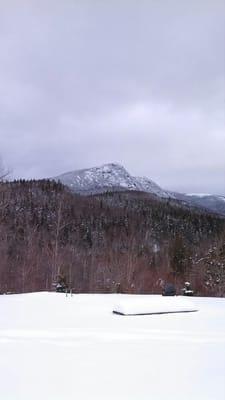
[113,295,198,315]
[0,292,225,400]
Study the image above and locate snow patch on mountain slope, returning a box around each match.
[135,176,172,198]
[185,193,212,197]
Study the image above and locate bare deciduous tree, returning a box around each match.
[0,156,10,181]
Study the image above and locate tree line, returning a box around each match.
[0,179,225,295]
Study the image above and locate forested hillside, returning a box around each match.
[0,180,224,295]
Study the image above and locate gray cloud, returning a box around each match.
[0,0,224,194]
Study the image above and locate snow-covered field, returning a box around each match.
[0,293,225,400]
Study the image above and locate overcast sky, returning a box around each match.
[0,0,224,194]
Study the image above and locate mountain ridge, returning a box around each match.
[54,163,225,216]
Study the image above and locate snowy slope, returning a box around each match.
[134,176,172,198]
[0,292,225,400]
[55,163,172,198]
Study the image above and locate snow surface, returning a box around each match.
[185,193,212,198]
[113,296,198,315]
[0,292,225,400]
[134,176,172,198]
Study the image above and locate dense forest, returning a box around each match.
[0,180,225,296]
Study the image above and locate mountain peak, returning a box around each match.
[55,163,139,194]
[55,162,172,198]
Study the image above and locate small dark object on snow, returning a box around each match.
[182,282,194,296]
[162,283,176,296]
[56,283,67,293]
[55,273,68,293]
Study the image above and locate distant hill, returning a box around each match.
[173,192,225,216]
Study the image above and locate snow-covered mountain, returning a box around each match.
[55,163,225,215]
[55,163,172,198]
[55,163,138,194]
